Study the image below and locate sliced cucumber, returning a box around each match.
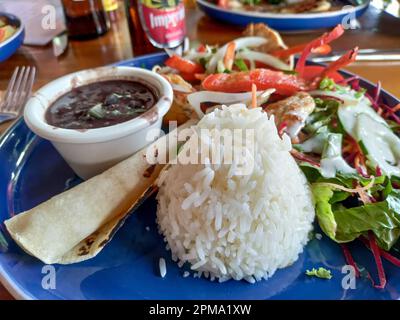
[337,96,387,137]
[299,126,330,154]
[320,133,356,178]
[355,113,400,177]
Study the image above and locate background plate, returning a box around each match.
[1,52,400,300]
[0,13,24,63]
[196,0,370,31]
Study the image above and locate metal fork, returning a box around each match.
[0,66,36,124]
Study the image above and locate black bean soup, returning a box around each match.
[46,80,157,129]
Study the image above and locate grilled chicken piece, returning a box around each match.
[243,23,292,67]
[243,23,287,53]
[281,0,331,13]
[264,92,315,138]
[161,74,196,125]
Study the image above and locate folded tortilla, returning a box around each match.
[5,121,196,264]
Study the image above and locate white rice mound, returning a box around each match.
[156,104,315,283]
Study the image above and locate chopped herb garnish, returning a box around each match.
[314,97,324,106]
[111,109,122,116]
[135,108,147,113]
[306,267,332,279]
[88,103,105,119]
[319,77,336,91]
[199,57,208,68]
[282,70,298,75]
[241,0,261,5]
[354,88,367,99]
[104,93,122,105]
[234,58,249,71]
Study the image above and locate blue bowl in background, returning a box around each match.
[0,13,24,63]
[197,0,370,31]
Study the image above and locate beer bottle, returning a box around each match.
[62,0,110,39]
[125,0,186,56]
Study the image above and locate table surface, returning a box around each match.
[0,4,400,300]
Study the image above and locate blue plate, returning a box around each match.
[197,0,370,31]
[0,13,24,63]
[1,52,400,300]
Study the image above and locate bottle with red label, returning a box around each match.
[125,0,186,56]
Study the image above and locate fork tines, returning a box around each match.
[1,66,36,115]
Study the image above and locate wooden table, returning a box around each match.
[0,5,399,300]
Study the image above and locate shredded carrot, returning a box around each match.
[251,83,257,109]
[357,183,372,204]
[313,176,375,194]
[290,149,321,167]
[342,144,353,153]
[194,73,207,81]
[359,154,367,169]
[278,121,288,136]
[354,154,368,177]
[392,103,400,113]
[223,42,236,71]
[354,155,360,166]
[380,103,400,124]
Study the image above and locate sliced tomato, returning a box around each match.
[295,25,345,77]
[197,44,207,53]
[232,60,269,71]
[179,72,198,82]
[302,65,344,83]
[165,55,204,74]
[202,69,305,96]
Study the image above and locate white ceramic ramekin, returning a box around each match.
[24,66,173,179]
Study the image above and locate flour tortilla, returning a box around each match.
[5,120,196,265]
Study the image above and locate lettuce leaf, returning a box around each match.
[312,184,400,251]
[306,267,332,279]
[299,161,385,187]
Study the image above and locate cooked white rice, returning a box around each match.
[156,104,315,282]
[159,258,167,278]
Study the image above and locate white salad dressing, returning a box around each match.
[356,113,400,176]
[320,133,356,178]
[310,89,400,177]
[300,126,329,154]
